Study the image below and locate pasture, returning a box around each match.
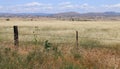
[0,20,120,69]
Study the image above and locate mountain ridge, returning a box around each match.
[0,11,120,17]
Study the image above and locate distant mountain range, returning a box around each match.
[0,12,120,17]
[0,13,52,17]
[52,12,120,17]
[0,12,120,21]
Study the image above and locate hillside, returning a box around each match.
[0,12,120,21]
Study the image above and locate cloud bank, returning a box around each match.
[103,3,120,8]
[0,2,120,13]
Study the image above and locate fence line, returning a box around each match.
[1,26,120,47]
[1,33,120,41]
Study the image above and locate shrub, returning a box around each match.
[6,18,10,21]
[44,40,52,50]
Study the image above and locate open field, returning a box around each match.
[0,20,120,69]
[1,20,120,44]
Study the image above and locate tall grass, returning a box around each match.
[0,21,120,69]
[0,41,119,69]
[80,38,101,49]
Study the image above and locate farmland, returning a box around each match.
[0,20,120,69]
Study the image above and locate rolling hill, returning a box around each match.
[0,11,120,21]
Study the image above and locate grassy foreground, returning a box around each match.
[0,43,119,69]
[0,20,120,69]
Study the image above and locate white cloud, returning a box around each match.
[24,2,43,7]
[26,2,53,11]
[1,2,54,13]
[61,4,75,9]
[103,3,120,8]
[78,3,95,10]
[58,2,94,10]
[18,2,53,9]
[0,2,96,13]
[1,1,118,13]
[59,2,75,9]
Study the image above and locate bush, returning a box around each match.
[6,18,10,21]
[44,40,52,51]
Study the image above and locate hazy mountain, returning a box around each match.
[0,13,52,17]
[0,12,120,17]
[51,12,81,17]
[52,11,120,17]
[50,12,120,21]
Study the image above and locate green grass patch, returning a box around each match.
[80,38,102,49]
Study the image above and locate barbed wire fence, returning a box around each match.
[0,26,119,69]
[0,26,120,47]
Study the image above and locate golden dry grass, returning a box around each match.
[0,20,120,44]
[0,20,120,69]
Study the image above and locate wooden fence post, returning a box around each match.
[76,31,78,48]
[13,26,19,47]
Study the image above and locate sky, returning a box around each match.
[0,0,120,13]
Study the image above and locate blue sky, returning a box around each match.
[0,0,120,13]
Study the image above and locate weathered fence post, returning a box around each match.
[13,26,19,47]
[76,31,78,48]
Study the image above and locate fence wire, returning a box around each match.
[0,26,120,45]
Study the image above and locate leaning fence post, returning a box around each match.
[13,26,19,47]
[76,31,79,48]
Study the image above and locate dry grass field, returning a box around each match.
[0,20,120,69]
